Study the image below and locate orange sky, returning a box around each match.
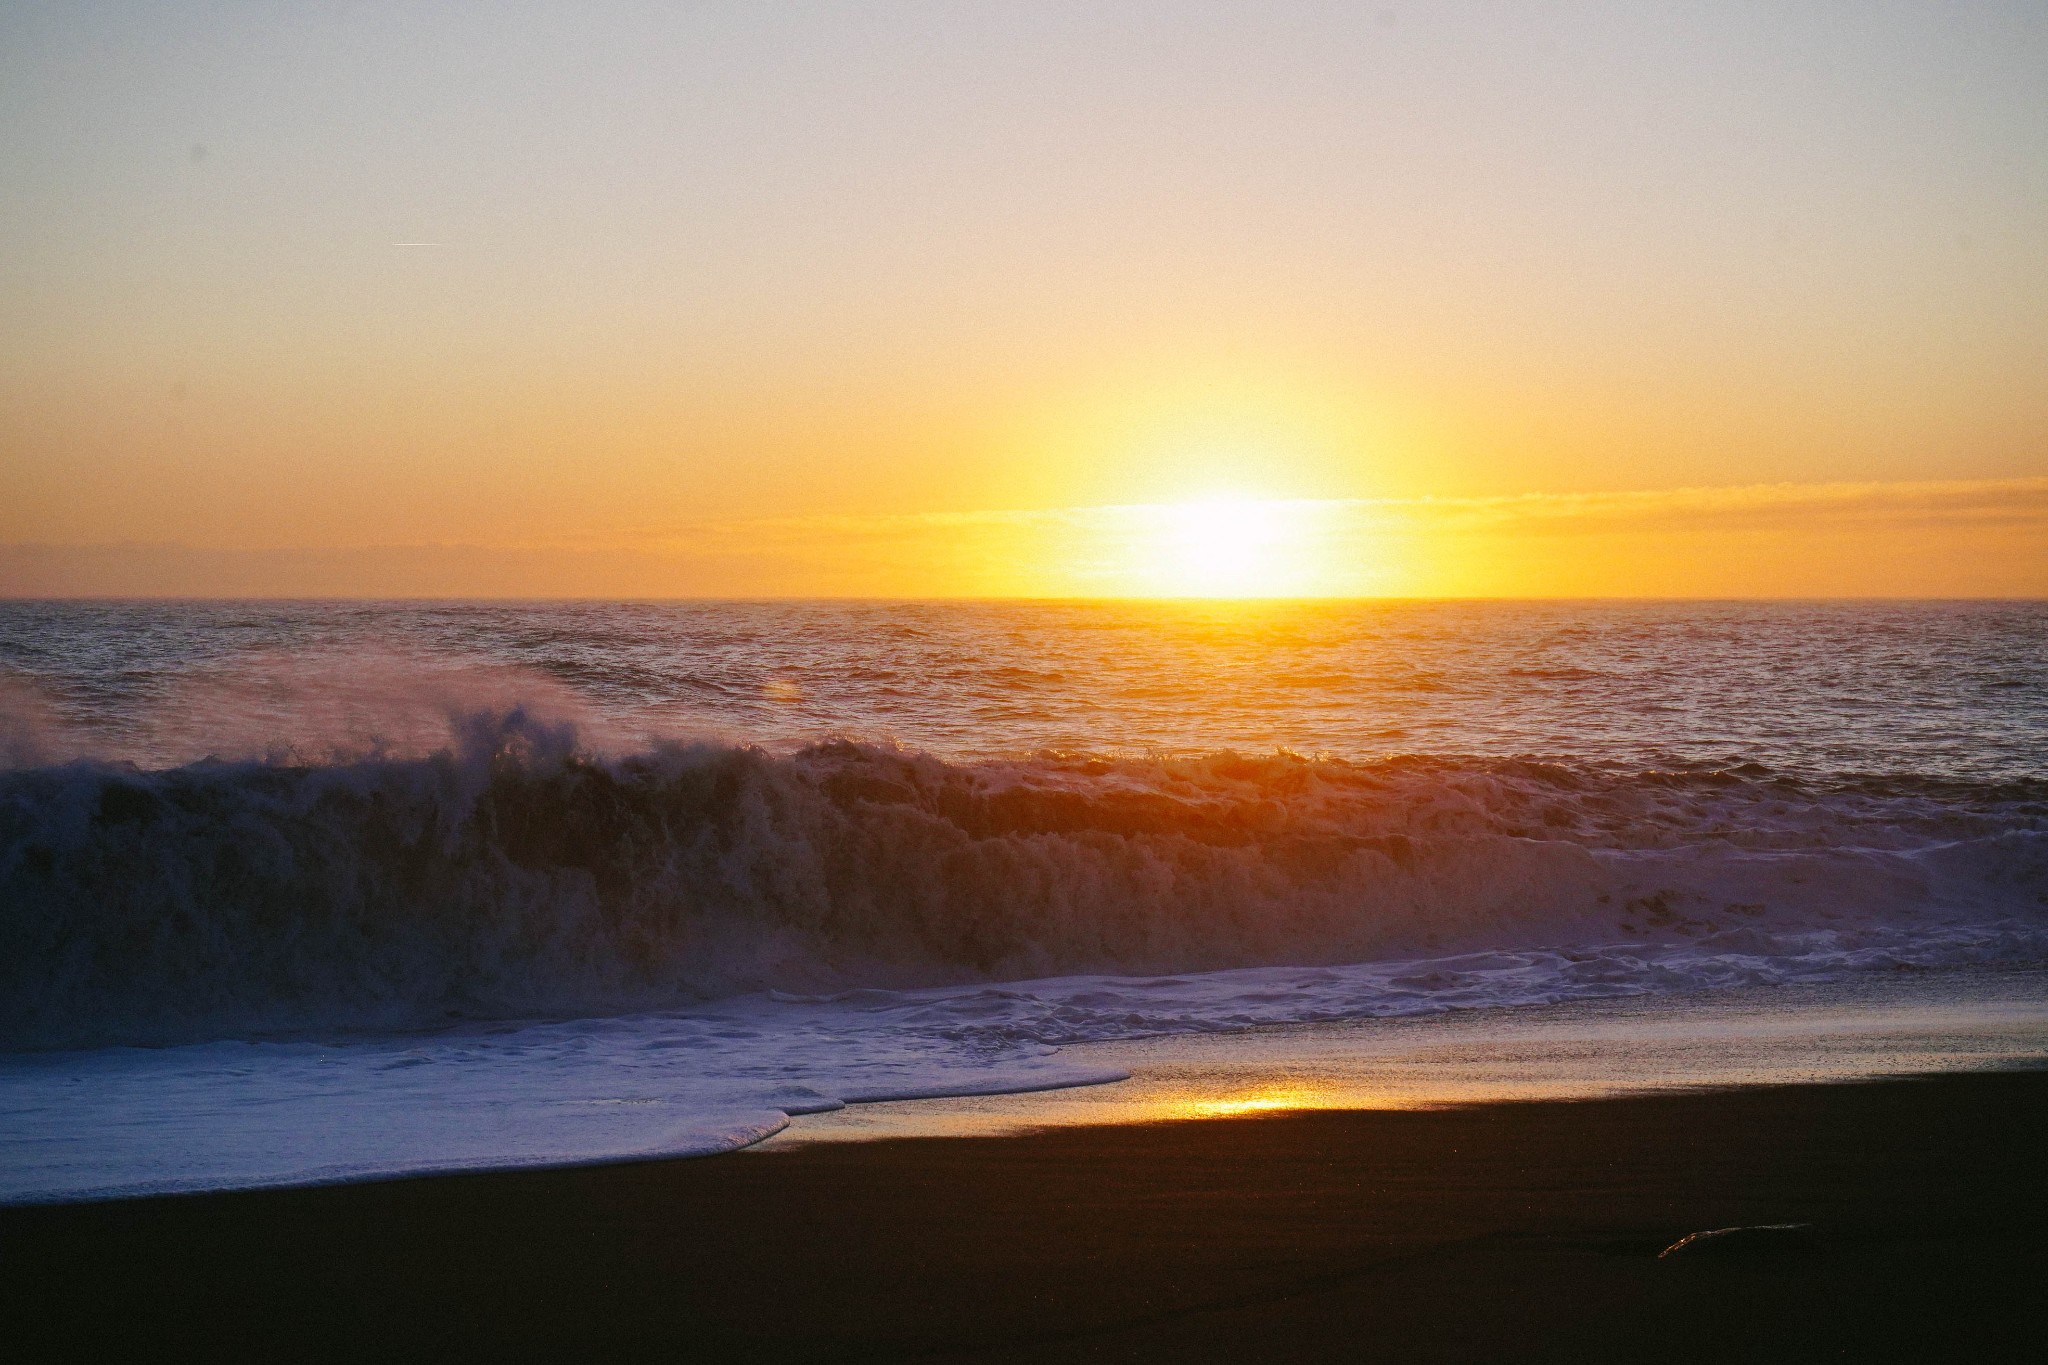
[3,3,2045,596]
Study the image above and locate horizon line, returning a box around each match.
[3,593,2043,605]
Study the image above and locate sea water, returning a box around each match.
[2,600,2044,1200]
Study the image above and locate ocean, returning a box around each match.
[3,599,2045,1200]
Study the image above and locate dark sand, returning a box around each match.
[8,1071,2046,1363]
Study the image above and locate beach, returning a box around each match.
[9,1068,2045,1362]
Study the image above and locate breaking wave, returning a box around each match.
[3,707,2045,1050]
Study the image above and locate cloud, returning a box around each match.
[1409,477,2048,535]
[582,477,2048,552]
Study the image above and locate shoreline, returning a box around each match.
[771,966,2048,1145]
[11,964,2044,1207]
[8,1068,2046,1362]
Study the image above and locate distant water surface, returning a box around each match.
[3,599,2043,779]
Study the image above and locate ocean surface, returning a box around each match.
[3,599,2045,1201]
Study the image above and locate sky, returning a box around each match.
[2,1,2044,596]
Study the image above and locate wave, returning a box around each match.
[2,707,2044,1050]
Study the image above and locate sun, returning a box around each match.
[1149,495,1315,597]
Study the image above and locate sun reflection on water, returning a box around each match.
[1164,1084,1340,1119]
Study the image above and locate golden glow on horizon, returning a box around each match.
[4,8,2043,601]
[7,477,2045,598]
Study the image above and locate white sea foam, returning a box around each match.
[6,923,2044,1205]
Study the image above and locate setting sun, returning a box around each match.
[1140,496,1327,598]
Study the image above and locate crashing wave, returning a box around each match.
[2,707,2043,1049]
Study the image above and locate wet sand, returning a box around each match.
[7,1070,2045,1362]
[778,970,2048,1143]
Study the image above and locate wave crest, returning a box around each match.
[2,708,2042,1048]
